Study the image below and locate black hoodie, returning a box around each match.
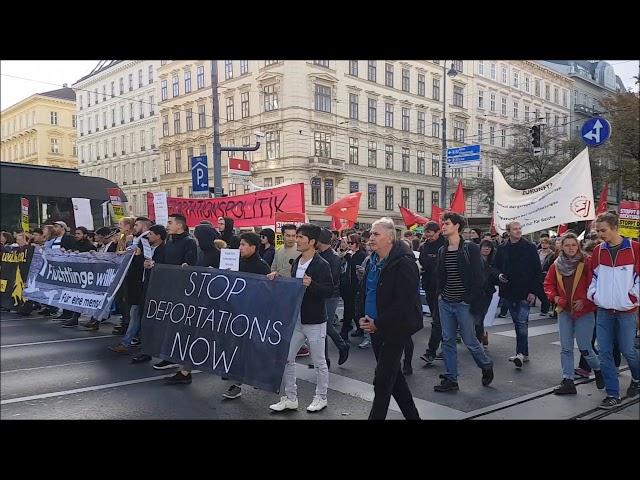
[164,231,198,266]
[221,218,240,249]
[239,251,271,275]
[194,224,221,268]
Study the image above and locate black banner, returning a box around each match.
[141,264,305,393]
[1,245,34,310]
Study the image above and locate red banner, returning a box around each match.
[146,183,305,228]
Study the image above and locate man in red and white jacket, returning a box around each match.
[587,212,639,409]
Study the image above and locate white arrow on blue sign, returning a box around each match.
[191,155,209,194]
[447,144,481,167]
[581,117,611,147]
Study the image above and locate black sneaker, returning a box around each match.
[222,384,242,399]
[627,380,640,398]
[130,338,141,347]
[497,313,507,318]
[594,370,605,390]
[153,360,179,370]
[82,319,100,331]
[60,318,79,328]
[338,345,349,365]
[112,325,128,335]
[434,377,459,392]
[598,396,622,409]
[482,366,494,386]
[420,352,435,366]
[434,351,444,360]
[131,354,152,364]
[553,378,577,395]
[165,371,192,384]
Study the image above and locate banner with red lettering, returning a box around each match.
[146,183,305,228]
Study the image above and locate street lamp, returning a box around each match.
[440,62,459,209]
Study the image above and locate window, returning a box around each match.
[240,60,249,75]
[417,151,425,174]
[400,187,410,208]
[242,136,250,160]
[241,92,249,118]
[554,87,559,104]
[525,76,530,93]
[490,63,496,80]
[349,93,358,120]
[311,178,321,205]
[402,147,410,172]
[562,90,567,107]
[545,84,550,101]
[199,144,207,156]
[315,84,332,113]
[563,115,568,134]
[401,108,410,131]
[186,108,193,131]
[368,141,377,168]
[368,60,377,82]
[500,129,506,148]
[324,179,334,205]
[130,132,136,152]
[164,152,171,174]
[384,186,394,210]
[349,137,358,164]
[226,97,234,121]
[535,79,541,97]
[367,98,377,123]
[175,150,183,173]
[454,121,465,142]
[111,138,116,156]
[136,69,142,88]
[453,86,464,107]
[88,116,93,133]
[546,111,551,125]
[513,101,519,119]
[432,115,440,137]
[184,70,192,93]
[501,66,507,83]
[50,138,59,153]
[197,65,205,89]
[172,75,179,97]
[148,65,153,83]
[229,182,237,196]
[384,103,394,128]
[173,112,181,134]
[431,191,439,208]
[50,111,58,125]
[275,177,284,185]
[402,68,410,92]
[266,131,280,159]
[368,184,377,209]
[187,147,194,166]
[79,95,83,111]
[72,115,77,128]
[385,145,394,169]
[140,130,146,150]
[489,126,495,145]
[513,71,519,88]
[313,60,330,68]
[162,115,169,136]
[501,97,507,115]
[314,132,330,157]
[478,61,484,76]
[161,80,168,101]
[524,105,530,121]
[224,60,233,80]
[264,178,273,188]
[452,168,463,178]
[264,60,279,66]
[478,90,484,109]
[554,114,559,127]
[432,78,440,100]
[349,60,358,76]
[264,84,278,111]
[490,93,496,112]
[198,105,206,128]
[417,111,425,135]
[94,89,98,104]
[96,113,101,129]
[452,60,463,73]
[102,85,107,101]
[418,73,425,96]
[411,188,424,213]
[149,96,155,115]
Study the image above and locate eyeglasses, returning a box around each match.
[347,241,356,244]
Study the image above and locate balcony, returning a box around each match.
[574,104,598,115]
[308,156,346,172]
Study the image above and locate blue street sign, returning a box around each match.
[581,117,611,147]
[191,155,209,194]
[446,144,481,167]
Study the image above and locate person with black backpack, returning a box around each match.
[433,212,494,393]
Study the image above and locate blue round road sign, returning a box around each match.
[581,117,611,147]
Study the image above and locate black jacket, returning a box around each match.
[52,234,77,251]
[239,252,271,275]
[357,241,423,344]
[418,235,445,292]
[260,245,276,267]
[221,218,240,249]
[436,239,485,313]
[348,249,366,295]
[291,252,333,324]
[319,247,341,298]
[164,231,198,266]
[75,238,97,252]
[194,224,221,268]
[493,238,541,301]
[126,253,146,305]
[142,242,166,297]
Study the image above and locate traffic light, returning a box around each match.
[530,125,541,149]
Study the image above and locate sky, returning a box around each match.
[1,59,638,111]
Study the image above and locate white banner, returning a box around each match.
[152,192,169,227]
[72,198,94,231]
[493,148,595,235]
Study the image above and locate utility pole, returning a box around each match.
[210,60,261,197]
[441,62,449,209]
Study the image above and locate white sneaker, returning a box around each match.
[523,355,530,363]
[306,396,327,412]
[269,396,298,412]
[358,338,371,349]
[513,353,525,368]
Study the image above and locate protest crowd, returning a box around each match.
[1,208,638,419]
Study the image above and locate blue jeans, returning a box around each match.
[505,299,530,355]
[121,305,143,347]
[558,311,600,379]
[439,299,493,382]
[596,308,640,398]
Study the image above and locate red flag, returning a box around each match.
[324,192,362,223]
[558,224,568,236]
[596,183,608,215]
[332,217,354,232]
[449,180,465,214]
[490,214,497,236]
[228,157,250,172]
[431,204,444,225]
[399,206,430,228]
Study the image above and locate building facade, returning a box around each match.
[1,87,77,170]
[73,60,162,215]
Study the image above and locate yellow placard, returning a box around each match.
[0,279,7,293]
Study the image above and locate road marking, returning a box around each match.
[488,314,552,327]
[1,335,117,348]
[0,371,203,405]
[1,360,103,374]
[295,365,466,419]
[493,324,558,338]
[550,340,579,348]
